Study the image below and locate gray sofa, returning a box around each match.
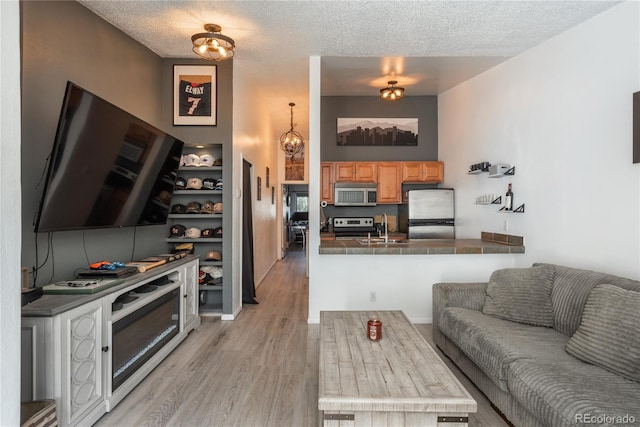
[433,263,640,427]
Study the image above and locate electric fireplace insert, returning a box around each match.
[111,288,180,391]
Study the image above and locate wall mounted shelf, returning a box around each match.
[499,204,525,213]
[475,196,502,205]
[488,166,515,178]
[469,164,522,212]
[168,214,223,219]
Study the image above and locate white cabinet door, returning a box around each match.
[58,299,106,426]
[182,260,200,331]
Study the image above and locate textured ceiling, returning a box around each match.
[78,0,620,135]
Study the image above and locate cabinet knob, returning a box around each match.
[184,294,188,298]
[102,346,109,352]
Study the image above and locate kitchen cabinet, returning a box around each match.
[21,299,107,427]
[320,162,334,204]
[321,161,445,205]
[401,161,444,183]
[334,162,377,183]
[181,261,200,330]
[376,162,402,204]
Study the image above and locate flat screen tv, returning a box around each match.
[34,82,184,233]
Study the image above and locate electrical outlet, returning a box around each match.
[503,220,509,232]
[369,291,376,302]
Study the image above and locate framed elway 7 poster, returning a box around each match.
[173,65,217,126]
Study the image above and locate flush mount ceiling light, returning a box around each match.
[380,80,405,100]
[191,23,235,61]
[279,103,305,159]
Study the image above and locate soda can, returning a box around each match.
[367,318,382,341]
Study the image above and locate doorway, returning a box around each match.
[283,184,309,250]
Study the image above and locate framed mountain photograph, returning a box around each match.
[337,118,418,146]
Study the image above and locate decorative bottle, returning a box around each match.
[505,183,513,211]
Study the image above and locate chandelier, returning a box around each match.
[191,24,235,61]
[380,80,405,100]
[279,103,305,159]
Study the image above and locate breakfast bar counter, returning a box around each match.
[319,232,524,255]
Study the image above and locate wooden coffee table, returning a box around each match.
[318,311,476,426]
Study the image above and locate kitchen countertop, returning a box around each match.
[318,232,524,255]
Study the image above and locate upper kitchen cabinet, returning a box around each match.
[320,162,334,204]
[334,162,377,183]
[377,162,402,204]
[401,161,444,183]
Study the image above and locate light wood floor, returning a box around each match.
[95,245,508,427]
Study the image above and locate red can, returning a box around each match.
[367,318,382,341]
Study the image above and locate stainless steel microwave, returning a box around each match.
[334,184,377,206]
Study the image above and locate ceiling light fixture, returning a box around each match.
[191,24,235,61]
[279,103,305,159]
[380,80,405,100]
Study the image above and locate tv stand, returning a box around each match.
[21,255,200,427]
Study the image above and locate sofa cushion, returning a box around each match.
[482,265,555,327]
[439,307,569,392]
[565,284,640,382]
[534,263,640,337]
[507,358,640,427]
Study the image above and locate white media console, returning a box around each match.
[21,256,200,426]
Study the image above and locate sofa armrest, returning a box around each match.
[432,282,487,346]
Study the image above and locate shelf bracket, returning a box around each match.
[491,196,502,204]
[499,203,525,213]
[504,166,515,175]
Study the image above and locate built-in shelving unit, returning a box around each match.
[166,144,227,316]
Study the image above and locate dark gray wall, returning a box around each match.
[160,59,234,314]
[21,1,164,284]
[321,96,438,162]
[160,59,233,145]
[20,2,233,286]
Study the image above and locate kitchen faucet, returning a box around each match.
[380,213,389,243]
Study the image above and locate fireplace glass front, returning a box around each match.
[111,288,180,391]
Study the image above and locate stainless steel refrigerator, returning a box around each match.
[399,189,455,239]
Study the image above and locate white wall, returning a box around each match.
[231,60,280,317]
[0,1,21,424]
[439,1,640,279]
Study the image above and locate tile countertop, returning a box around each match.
[318,232,525,255]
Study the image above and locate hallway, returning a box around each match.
[96,247,317,426]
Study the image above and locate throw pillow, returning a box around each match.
[482,265,555,327]
[565,284,640,382]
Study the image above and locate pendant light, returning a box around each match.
[279,103,305,158]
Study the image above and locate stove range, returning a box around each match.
[332,217,376,238]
